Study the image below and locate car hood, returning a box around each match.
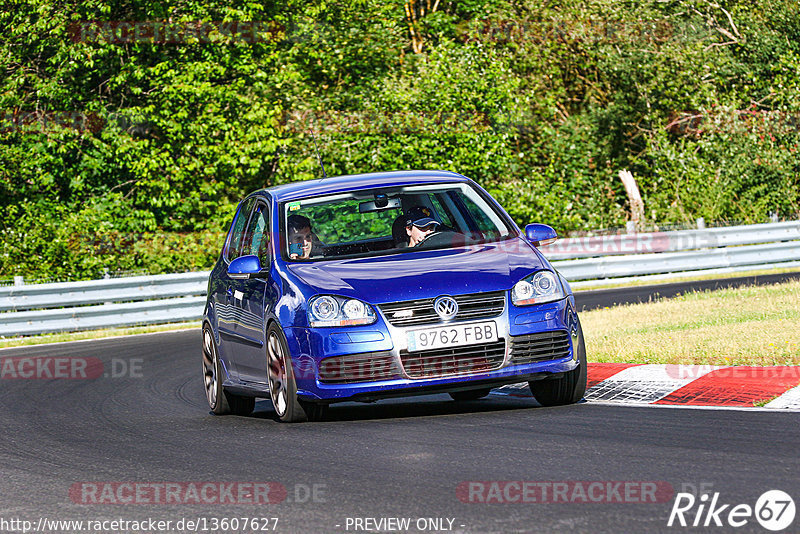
[285,238,548,305]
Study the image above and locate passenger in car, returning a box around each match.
[404,206,441,247]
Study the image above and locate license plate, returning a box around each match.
[407,321,499,352]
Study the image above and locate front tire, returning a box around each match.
[202,326,255,416]
[266,323,327,422]
[528,319,588,406]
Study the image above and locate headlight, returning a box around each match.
[310,296,339,321]
[308,296,377,327]
[512,270,565,306]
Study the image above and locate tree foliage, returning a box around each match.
[1,0,798,278]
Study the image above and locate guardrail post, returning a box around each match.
[696,217,705,229]
[13,276,24,286]
[625,221,636,234]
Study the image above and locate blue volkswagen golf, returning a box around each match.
[202,170,587,422]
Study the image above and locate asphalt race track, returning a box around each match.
[1,278,799,534]
[2,333,799,533]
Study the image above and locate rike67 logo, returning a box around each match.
[668,490,795,531]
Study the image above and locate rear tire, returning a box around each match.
[202,326,255,416]
[449,388,492,401]
[267,323,327,422]
[528,320,588,406]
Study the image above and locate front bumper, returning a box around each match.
[285,296,581,403]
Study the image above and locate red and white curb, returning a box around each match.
[495,363,800,410]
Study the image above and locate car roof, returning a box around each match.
[262,170,470,203]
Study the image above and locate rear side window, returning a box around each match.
[225,198,256,262]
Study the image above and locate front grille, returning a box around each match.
[380,291,506,327]
[509,330,571,365]
[400,339,506,379]
[318,352,401,384]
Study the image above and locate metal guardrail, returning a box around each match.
[0,272,209,313]
[541,220,800,260]
[1,221,798,337]
[0,273,209,337]
[2,297,207,336]
[550,241,800,281]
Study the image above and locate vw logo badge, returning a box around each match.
[434,296,459,321]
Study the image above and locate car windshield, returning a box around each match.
[281,182,516,261]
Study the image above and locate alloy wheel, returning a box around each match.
[202,328,218,409]
[268,331,288,416]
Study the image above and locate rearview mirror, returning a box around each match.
[359,197,402,213]
[524,224,558,247]
[227,255,266,279]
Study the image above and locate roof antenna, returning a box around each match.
[310,128,328,179]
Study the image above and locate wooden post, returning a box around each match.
[618,170,644,232]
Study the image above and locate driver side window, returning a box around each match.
[225,198,256,262]
[243,203,270,266]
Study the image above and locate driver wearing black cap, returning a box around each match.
[405,206,441,247]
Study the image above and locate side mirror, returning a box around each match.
[228,255,265,280]
[525,224,558,247]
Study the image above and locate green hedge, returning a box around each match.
[1,0,798,278]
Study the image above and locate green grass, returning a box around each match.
[582,279,800,366]
[753,395,780,407]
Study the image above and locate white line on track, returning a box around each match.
[0,325,199,352]
[584,400,800,413]
[584,364,717,403]
[766,384,800,410]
